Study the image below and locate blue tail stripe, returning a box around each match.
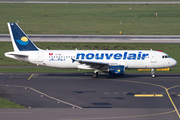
[16,39,29,45]
[10,23,38,51]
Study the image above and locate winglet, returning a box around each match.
[7,23,39,51]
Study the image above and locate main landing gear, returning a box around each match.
[92,70,98,78]
[151,69,155,78]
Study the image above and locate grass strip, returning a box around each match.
[0,98,26,108]
[0,67,179,73]
[0,4,180,35]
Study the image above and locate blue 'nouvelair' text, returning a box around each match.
[76,52,149,60]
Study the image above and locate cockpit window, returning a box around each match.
[162,55,170,59]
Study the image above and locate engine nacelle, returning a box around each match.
[109,65,125,76]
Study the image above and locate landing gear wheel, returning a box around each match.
[152,74,155,78]
[151,69,155,78]
[92,72,98,78]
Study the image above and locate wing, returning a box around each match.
[72,59,109,70]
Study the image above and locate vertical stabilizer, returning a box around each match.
[7,23,39,51]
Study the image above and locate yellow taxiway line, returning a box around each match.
[134,94,163,97]
[28,74,34,80]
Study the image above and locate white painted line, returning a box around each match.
[132,39,180,41]
[1,85,83,109]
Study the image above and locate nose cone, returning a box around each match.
[171,58,177,66]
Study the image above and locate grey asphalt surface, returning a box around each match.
[0,73,180,120]
[1,34,180,43]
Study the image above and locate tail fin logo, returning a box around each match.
[15,36,29,45]
[8,22,39,51]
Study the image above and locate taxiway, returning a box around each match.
[0,73,180,120]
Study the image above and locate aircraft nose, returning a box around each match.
[172,58,177,66]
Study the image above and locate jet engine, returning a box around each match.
[108,65,125,76]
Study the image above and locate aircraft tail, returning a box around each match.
[7,23,39,51]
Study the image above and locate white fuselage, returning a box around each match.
[5,22,178,77]
[5,50,177,70]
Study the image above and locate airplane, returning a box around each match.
[4,22,177,78]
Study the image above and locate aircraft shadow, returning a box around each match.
[37,73,180,79]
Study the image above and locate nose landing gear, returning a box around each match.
[151,69,155,78]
